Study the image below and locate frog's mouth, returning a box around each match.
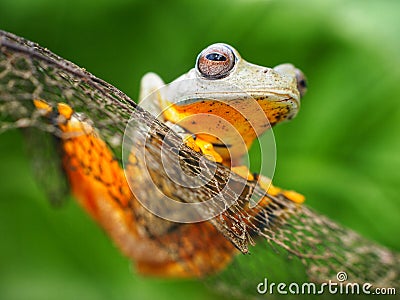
[173,90,299,107]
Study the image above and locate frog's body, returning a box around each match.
[33,43,306,278]
[139,43,306,200]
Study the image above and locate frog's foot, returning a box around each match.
[34,99,93,135]
[192,136,223,163]
[255,173,305,204]
[34,99,73,120]
[164,121,223,163]
[182,135,200,152]
[230,166,304,204]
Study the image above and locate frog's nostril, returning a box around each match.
[263,69,270,74]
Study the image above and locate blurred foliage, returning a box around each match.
[0,0,399,299]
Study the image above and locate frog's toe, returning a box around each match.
[255,173,305,204]
[256,174,281,196]
[281,190,305,204]
[193,138,223,163]
[183,135,200,152]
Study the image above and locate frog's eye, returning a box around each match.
[295,69,307,97]
[196,44,236,79]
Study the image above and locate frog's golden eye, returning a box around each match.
[295,69,307,97]
[196,44,236,79]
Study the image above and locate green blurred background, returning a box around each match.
[1,0,400,299]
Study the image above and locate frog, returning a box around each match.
[138,43,307,203]
[31,43,307,277]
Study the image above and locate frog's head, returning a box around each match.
[161,43,307,162]
[164,43,306,128]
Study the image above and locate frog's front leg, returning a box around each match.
[138,72,166,118]
[139,72,223,163]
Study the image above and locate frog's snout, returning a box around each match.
[273,63,307,99]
